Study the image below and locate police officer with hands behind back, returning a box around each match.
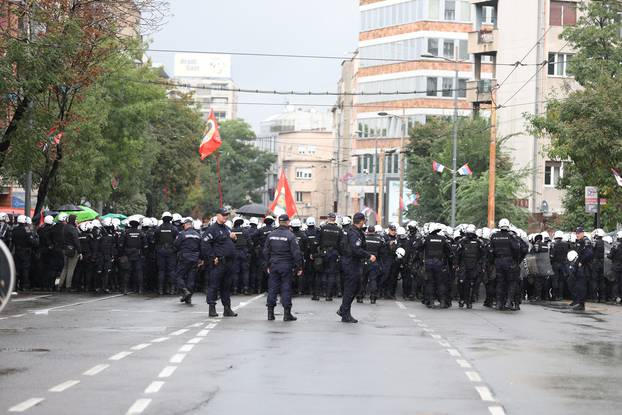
[263,214,303,322]
[338,212,376,323]
[174,217,201,305]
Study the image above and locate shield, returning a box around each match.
[604,241,615,282]
[526,254,538,275]
[0,240,16,314]
[535,250,554,276]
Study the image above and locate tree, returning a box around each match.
[406,117,527,228]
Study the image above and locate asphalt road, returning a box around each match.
[1,292,621,415]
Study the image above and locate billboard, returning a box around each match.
[174,53,231,78]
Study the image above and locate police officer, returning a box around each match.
[174,217,202,304]
[358,224,384,304]
[75,222,95,292]
[380,224,399,299]
[318,213,342,301]
[489,219,521,311]
[231,216,252,295]
[591,229,605,302]
[154,212,179,295]
[141,218,157,292]
[416,223,453,308]
[304,217,321,300]
[256,215,276,293]
[290,218,307,296]
[246,217,261,294]
[50,213,68,289]
[607,231,622,304]
[202,207,238,318]
[12,215,39,291]
[338,212,375,323]
[120,218,147,295]
[456,225,485,309]
[37,215,56,290]
[96,218,117,293]
[263,214,302,321]
[570,226,593,311]
[529,233,549,302]
[549,231,569,301]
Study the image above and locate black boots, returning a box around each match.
[180,288,191,304]
[267,306,275,321]
[337,309,358,323]
[208,304,219,317]
[370,295,377,304]
[283,306,297,322]
[311,295,320,301]
[573,303,585,311]
[223,305,238,317]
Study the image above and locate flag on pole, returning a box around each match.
[457,163,473,176]
[199,110,222,160]
[46,127,64,145]
[432,160,445,173]
[269,169,298,218]
[612,169,622,187]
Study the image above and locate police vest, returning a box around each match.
[492,233,512,257]
[594,239,605,260]
[463,239,480,261]
[319,225,340,248]
[233,228,248,248]
[365,234,383,255]
[424,236,445,260]
[125,230,142,250]
[551,241,569,263]
[611,244,622,263]
[156,224,174,248]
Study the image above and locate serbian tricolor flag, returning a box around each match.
[432,160,445,173]
[269,169,298,218]
[612,169,622,187]
[458,163,473,176]
[47,127,64,145]
[199,110,222,160]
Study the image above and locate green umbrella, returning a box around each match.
[59,206,100,223]
[100,213,127,221]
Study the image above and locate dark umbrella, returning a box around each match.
[57,204,82,211]
[236,203,269,217]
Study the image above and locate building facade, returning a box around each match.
[173,53,238,122]
[351,0,491,225]
[469,0,581,224]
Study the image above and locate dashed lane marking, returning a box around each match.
[179,344,194,353]
[169,354,186,364]
[456,359,472,368]
[131,343,151,351]
[49,380,80,392]
[205,323,217,329]
[157,366,177,378]
[144,381,165,394]
[447,349,462,357]
[109,351,133,361]
[187,322,203,328]
[83,364,110,376]
[169,329,189,336]
[431,334,442,340]
[466,371,483,382]
[187,337,202,344]
[126,398,152,415]
[488,406,507,415]
[438,340,451,347]
[197,329,210,337]
[151,337,169,343]
[475,386,496,402]
[8,398,45,412]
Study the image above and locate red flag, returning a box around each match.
[199,110,222,160]
[47,127,64,144]
[269,169,298,218]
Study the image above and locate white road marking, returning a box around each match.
[158,366,177,378]
[151,337,169,343]
[197,330,210,337]
[408,313,416,318]
[9,314,26,318]
[169,329,189,336]
[131,343,151,351]
[488,406,507,415]
[423,328,435,332]
[395,301,407,309]
[187,337,202,344]
[431,334,442,340]
[413,319,422,323]
[83,364,110,376]
[476,386,496,402]
[438,340,451,347]
[12,295,51,302]
[179,344,194,352]
[126,398,152,414]
[419,323,428,328]
[169,354,186,364]
[205,323,217,329]
[49,380,80,392]
[466,371,482,382]
[447,349,462,357]
[144,381,165,394]
[9,398,45,412]
[456,359,472,368]
[29,294,124,316]
[109,351,133,361]
[187,322,203,328]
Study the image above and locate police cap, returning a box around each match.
[278,214,290,222]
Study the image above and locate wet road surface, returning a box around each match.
[1,292,621,415]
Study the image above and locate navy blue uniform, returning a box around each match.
[155,222,179,294]
[12,224,39,290]
[549,238,569,300]
[573,237,593,306]
[120,226,147,294]
[359,231,384,301]
[173,228,201,292]
[318,222,342,299]
[202,222,236,306]
[489,230,521,308]
[231,225,253,294]
[263,225,302,308]
[339,226,371,317]
[456,234,485,307]
[417,232,453,307]
[303,226,320,296]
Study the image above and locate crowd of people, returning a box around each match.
[4,207,622,320]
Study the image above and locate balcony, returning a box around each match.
[468,29,498,55]
[466,79,496,105]
[470,0,497,5]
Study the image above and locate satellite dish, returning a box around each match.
[0,240,15,314]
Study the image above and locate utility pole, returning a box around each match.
[533,0,545,214]
[373,137,378,216]
[487,88,497,229]
[397,107,406,225]
[450,45,460,228]
[378,149,386,226]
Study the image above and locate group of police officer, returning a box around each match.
[6,205,622,321]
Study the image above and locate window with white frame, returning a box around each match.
[444,0,456,20]
[544,161,564,187]
[295,168,313,180]
[548,53,573,77]
[295,191,304,203]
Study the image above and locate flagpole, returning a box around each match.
[216,151,223,208]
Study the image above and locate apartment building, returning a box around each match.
[469,0,581,222]
[352,0,492,225]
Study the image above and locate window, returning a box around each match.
[443,39,455,59]
[295,168,312,180]
[426,77,438,97]
[212,97,228,104]
[429,0,440,20]
[297,145,317,155]
[544,161,564,187]
[213,111,227,120]
[483,6,495,24]
[548,53,573,76]
[444,0,456,20]
[295,192,304,203]
[428,38,439,57]
[457,78,467,98]
[442,77,454,97]
[550,1,576,26]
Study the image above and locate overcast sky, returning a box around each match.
[147,0,359,133]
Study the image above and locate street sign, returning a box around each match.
[585,186,599,214]
[0,240,15,314]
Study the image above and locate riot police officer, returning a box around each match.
[154,212,179,295]
[381,224,399,299]
[456,225,485,309]
[549,231,569,301]
[12,215,39,291]
[174,217,201,304]
[607,231,622,304]
[318,212,342,301]
[120,218,147,295]
[338,212,375,323]
[359,224,384,304]
[489,219,521,310]
[591,229,606,302]
[571,227,593,311]
[231,216,252,295]
[304,217,321,300]
[255,215,276,293]
[263,214,302,321]
[202,207,238,318]
[416,223,453,308]
[290,218,307,296]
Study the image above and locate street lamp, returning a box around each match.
[378,111,406,225]
[421,47,467,228]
